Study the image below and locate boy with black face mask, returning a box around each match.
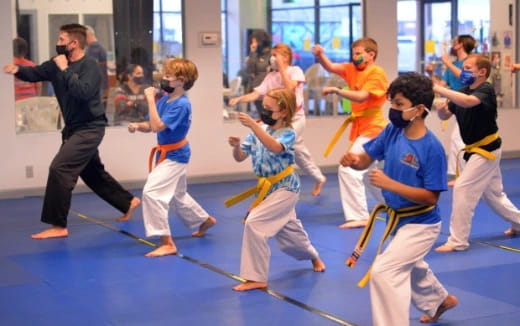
[343,73,457,325]
[433,54,520,253]
[127,58,217,257]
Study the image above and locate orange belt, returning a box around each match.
[148,139,188,172]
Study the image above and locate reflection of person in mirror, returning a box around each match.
[312,38,387,229]
[3,23,140,239]
[245,30,272,113]
[12,37,40,100]
[113,64,149,125]
[127,58,217,257]
[85,25,109,106]
[229,43,327,197]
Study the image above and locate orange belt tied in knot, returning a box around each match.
[148,138,188,172]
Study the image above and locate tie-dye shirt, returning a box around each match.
[241,126,300,195]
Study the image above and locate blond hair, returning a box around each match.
[265,88,296,128]
[272,43,293,65]
[163,58,199,90]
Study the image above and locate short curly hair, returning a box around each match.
[163,58,198,91]
[387,73,434,118]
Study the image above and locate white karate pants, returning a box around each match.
[338,135,383,221]
[292,110,326,184]
[239,189,320,282]
[142,159,209,237]
[445,148,520,250]
[370,222,448,326]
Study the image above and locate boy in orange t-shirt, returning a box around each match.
[312,37,388,228]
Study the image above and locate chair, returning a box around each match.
[105,87,118,125]
[324,74,348,116]
[223,76,246,113]
[15,96,62,133]
[223,76,243,98]
[303,63,329,116]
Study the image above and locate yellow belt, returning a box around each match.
[225,165,294,221]
[346,202,435,288]
[323,107,382,157]
[455,132,499,177]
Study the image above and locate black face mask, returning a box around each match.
[260,108,277,126]
[160,79,175,93]
[56,44,71,57]
[133,76,145,84]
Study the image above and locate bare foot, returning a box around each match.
[504,228,518,236]
[117,197,141,222]
[31,226,68,239]
[434,244,456,253]
[232,281,267,291]
[312,257,326,272]
[448,179,456,187]
[420,294,458,323]
[339,220,368,229]
[192,216,217,237]
[145,244,177,257]
[312,177,327,196]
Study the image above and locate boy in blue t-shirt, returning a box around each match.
[342,73,457,325]
[128,58,216,257]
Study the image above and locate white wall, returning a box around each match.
[1,0,519,198]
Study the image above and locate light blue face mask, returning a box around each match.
[459,69,476,85]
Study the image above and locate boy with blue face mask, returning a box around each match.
[342,72,456,325]
[433,54,520,253]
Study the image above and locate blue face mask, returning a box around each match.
[388,107,417,128]
[459,69,476,85]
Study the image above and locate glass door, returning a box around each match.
[422,0,453,77]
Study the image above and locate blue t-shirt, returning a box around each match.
[155,94,191,163]
[241,126,300,195]
[443,59,464,90]
[364,124,447,230]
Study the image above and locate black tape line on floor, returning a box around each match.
[70,210,357,326]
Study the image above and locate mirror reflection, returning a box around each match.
[13,0,183,133]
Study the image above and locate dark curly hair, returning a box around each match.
[387,72,434,118]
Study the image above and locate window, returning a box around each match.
[270,0,361,72]
[269,0,361,116]
[153,0,183,66]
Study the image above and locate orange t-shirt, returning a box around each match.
[340,63,388,141]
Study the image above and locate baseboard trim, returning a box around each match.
[2,152,520,200]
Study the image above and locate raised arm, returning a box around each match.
[433,84,480,108]
[312,44,345,76]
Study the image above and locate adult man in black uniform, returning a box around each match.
[3,24,140,239]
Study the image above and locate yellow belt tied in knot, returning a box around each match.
[455,132,499,178]
[346,202,435,288]
[323,107,382,157]
[148,138,188,172]
[224,165,294,221]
